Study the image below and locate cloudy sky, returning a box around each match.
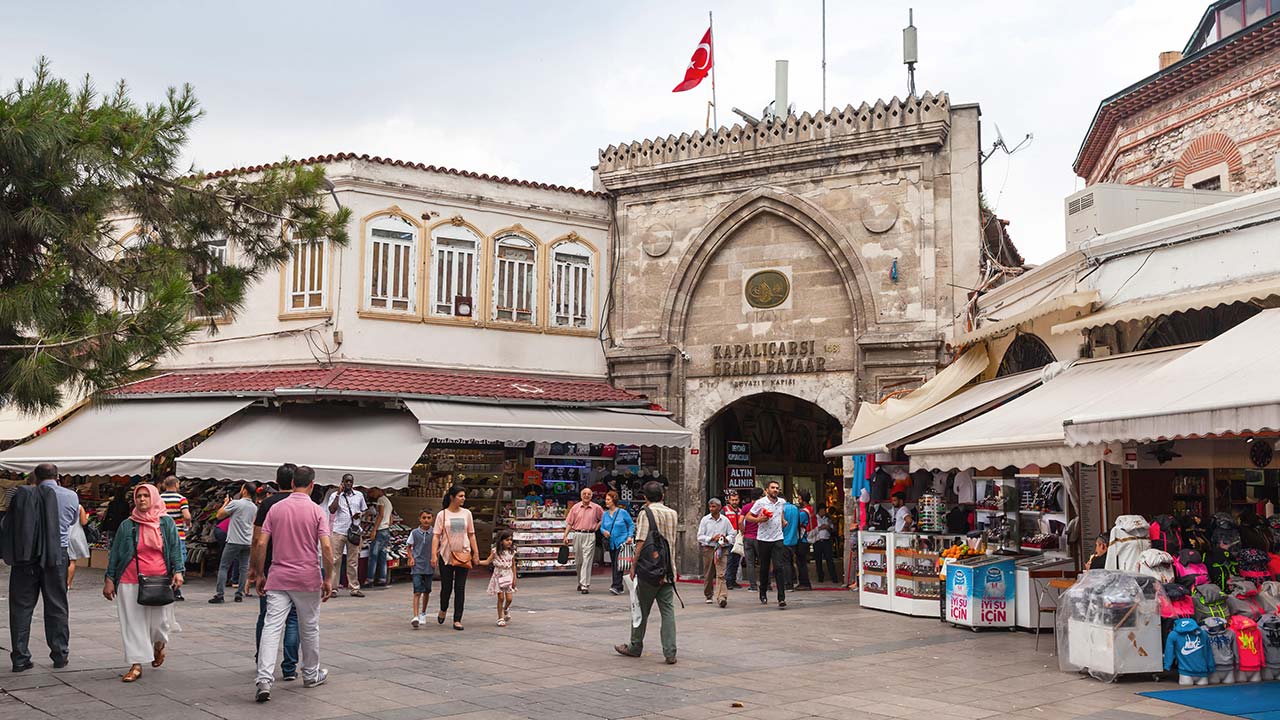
[7,0,1211,262]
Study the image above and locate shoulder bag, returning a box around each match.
[343,494,362,546]
[442,512,473,568]
[134,525,175,607]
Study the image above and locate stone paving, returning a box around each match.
[0,568,1233,720]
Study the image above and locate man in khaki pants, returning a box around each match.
[323,475,367,597]
[563,488,602,594]
[697,498,734,608]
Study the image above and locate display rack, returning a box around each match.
[859,531,964,617]
[507,512,574,574]
[974,476,1069,558]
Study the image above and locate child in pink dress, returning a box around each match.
[480,531,517,627]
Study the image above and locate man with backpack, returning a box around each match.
[615,481,679,665]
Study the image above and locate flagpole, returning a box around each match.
[709,10,718,130]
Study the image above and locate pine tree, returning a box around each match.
[0,59,351,412]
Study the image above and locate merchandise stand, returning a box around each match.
[858,531,965,617]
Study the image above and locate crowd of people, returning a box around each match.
[0,464,837,699]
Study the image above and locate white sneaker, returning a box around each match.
[411,615,420,628]
[303,668,328,688]
[705,598,713,604]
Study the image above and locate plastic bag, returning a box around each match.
[624,575,642,628]
[1056,570,1165,683]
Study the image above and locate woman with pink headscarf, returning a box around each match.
[103,484,184,682]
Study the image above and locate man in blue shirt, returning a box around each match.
[779,500,800,596]
[7,463,76,671]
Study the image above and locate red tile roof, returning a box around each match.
[110,364,648,406]
[199,152,607,199]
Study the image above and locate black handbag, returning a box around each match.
[134,528,175,607]
[343,495,362,545]
[83,521,102,545]
[556,544,570,565]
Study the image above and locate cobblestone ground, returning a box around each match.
[0,568,1230,720]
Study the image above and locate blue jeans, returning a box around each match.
[214,543,251,599]
[255,594,298,676]
[367,529,390,585]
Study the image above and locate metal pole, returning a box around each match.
[822,0,827,109]
[709,10,719,129]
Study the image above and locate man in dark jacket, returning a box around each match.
[0,464,71,671]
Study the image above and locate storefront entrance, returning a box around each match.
[704,392,843,510]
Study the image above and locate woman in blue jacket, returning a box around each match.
[600,491,634,595]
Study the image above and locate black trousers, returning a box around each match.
[792,541,812,588]
[438,562,469,623]
[611,553,625,592]
[9,551,70,667]
[813,539,838,582]
[756,540,786,603]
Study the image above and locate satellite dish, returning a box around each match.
[994,123,1007,150]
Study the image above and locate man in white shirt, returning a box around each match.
[744,480,788,609]
[812,506,839,583]
[891,493,913,532]
[324,474,368,597]
[697,498,735,608]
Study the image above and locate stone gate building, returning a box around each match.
[596,92,993,569]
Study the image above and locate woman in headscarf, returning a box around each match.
[103,484,183,682]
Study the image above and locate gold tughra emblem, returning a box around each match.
[745,270,790,309]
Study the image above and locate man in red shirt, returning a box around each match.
[723,490,743,589]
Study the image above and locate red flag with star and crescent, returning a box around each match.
[672,27,713,93]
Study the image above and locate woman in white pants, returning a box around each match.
[103,484,184,682]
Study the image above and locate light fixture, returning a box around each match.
[455,295,473,317]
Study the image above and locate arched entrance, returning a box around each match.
[703,392,843,513]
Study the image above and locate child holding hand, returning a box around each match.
[480,531,517,626]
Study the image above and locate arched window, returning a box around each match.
[429,223,481,318]
[996,333,1055,377]
[365,214,418,313]
[549,241,593,329]
[1133,302,1260,351]
[491,234,536,324]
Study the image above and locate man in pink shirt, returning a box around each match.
[250,466,333,703]
[562,488,604,594]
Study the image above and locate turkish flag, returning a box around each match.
[672,28,713,93]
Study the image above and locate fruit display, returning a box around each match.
[940,542,985,560]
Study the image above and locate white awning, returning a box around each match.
[905,347,1191,472]
[0,391,85,443]
[844,344,988,441]
[1065,308,1280,445]
[0,398,252,476]
[953,291,1099,346]
[177,405,426,489]
[405,400,692,448]
[825,370,1041,458]
[1051,276,1280,335]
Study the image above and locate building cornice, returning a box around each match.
[332,177,610,227]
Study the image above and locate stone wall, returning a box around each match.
[598,94,983,571]
[1091,46,1280,191]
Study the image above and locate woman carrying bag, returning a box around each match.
[600,491,634,596]
[432,485,478,631]
[102,484,184,683]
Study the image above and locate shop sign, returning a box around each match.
[710,340,830,377]
[1108,465,1124,501]
[727,441,751,464]
[1078,464,1102,552]
[726,465,757,489]
[1122,442,1138,470]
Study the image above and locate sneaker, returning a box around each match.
[718,599,727,608]
[282,672,297,682]
[609,588,622,596]
[234,594,243,603]
[303,669,328,688]
[349,590,365,598]
[411,615,420,629]
[705,598,713,604]
[664,656,677,665]
[174,590,185,601]
[255,683,271,703]
[208,596,224,604]
[779,601,788,609]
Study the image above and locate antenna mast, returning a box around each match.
[821,0,827,109]
[903,8,918,98]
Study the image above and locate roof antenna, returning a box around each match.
[903,8,918,98]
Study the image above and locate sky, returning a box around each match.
[5,0,1212,263]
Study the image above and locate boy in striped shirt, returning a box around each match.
[160,476,191,600]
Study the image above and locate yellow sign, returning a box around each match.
[745,270,790,309]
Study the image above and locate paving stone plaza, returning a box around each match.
[0,571,1229,720]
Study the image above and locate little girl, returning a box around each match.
[480,531,517,626]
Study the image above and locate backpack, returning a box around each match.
[1239,548,1271,581]
[1192,584,1230,623]
[635,507,674,587]
[1151,514,1182,555]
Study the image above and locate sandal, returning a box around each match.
[453,622,464,631]
[121,665,142,683]
[504,614,511,623]
[151,642,166,668]
[497,619,508,627]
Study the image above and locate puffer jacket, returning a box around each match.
[1193,583,1231,624]
[1151,514,1183,556]
[1203,616,1238,671]
[1176,549,1210,587]
[1161,582,1195,619]
[1106,515,1151,573]
[1138,549,1175,582]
